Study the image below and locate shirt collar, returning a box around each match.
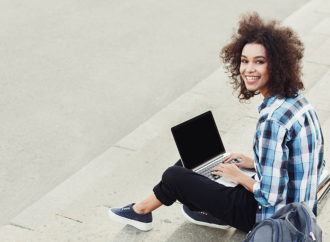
[258,94,281,113]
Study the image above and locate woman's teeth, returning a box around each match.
[246,76,260,81]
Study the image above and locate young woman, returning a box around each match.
[108,13,325,233]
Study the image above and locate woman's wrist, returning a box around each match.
[237,173,255,192]
[243,154,255,168]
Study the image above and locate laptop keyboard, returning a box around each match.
[197,159,239,180]
[198,159,222,180]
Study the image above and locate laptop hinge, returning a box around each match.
[193,153,229,172]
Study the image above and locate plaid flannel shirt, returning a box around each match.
[253,94,325,223]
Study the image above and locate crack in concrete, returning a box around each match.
[9,223,34,231]
[101,205,111,208]
[113,145,136,152]
[55,214,83,223]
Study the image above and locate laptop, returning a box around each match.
[171,110,255,187]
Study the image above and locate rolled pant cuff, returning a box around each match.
[153,183,176,206]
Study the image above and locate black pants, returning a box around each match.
[153,160,258,232]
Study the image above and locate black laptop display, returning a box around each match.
[171,111,226,169]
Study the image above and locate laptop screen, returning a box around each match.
[171,111,226,169]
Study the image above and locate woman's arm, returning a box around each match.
[252,119,289,206]
[236,172,255,192]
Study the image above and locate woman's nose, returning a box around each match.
[246,63,256,73]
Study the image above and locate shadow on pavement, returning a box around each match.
[110,222,247,242]
[166,223,247,242]
[110,225,148,242]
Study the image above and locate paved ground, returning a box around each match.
[0,0,309,227]
[1,0,330,241]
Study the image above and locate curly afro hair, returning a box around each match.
[220,12,304,101]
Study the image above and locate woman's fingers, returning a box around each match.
[223,155,235,163]
[212,163,225,172]
[212,163,233,171]
[211,170,222,176]
[223,153,241,163]
[211,164,224,175]
[222,157,231,163]
[212,163,242,182]
[212,163,222,170]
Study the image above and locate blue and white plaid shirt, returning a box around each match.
[252,94,325,223]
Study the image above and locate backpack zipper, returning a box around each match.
[301,206,316,241]
[268,218,279,242]
[309,232,316,241]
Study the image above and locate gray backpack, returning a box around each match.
[244,202,322,242]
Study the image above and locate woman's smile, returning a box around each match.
[245,75,261,84]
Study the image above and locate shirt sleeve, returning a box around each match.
[253,119,289,207]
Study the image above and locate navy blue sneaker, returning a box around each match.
[108,203,152,231]
[181,205,230,229]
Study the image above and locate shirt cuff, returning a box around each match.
[253,180,262,198]
[253,180,272,206]
[253,180,267,205]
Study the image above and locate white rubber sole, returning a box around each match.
[108,208,152,231]
[181,206,230,230]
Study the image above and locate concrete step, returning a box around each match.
[283,0,328,37]
[301,60,329,92]
[5,70,330,242]
[0,66,260,242]
[2,0,330,241]
[316,116,330,239]
[303,13,330,69]
[298,15,330,91]
[282,0,330,92]
[300,16,330,90]
[305,70,330,123]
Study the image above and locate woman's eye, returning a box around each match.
[256,60,265,64]
[241,59,248,63]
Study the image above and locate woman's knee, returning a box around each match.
[162,166,186,185]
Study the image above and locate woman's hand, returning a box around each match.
[222,153,255,169]
[211,163,243,183]
[211,162,256,192]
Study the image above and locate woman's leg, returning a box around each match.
[133,193,162,214]
[108,159,184,231]
[110,160,256,232]
[153,166,257,232]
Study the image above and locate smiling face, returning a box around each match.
[240,43,270,98]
